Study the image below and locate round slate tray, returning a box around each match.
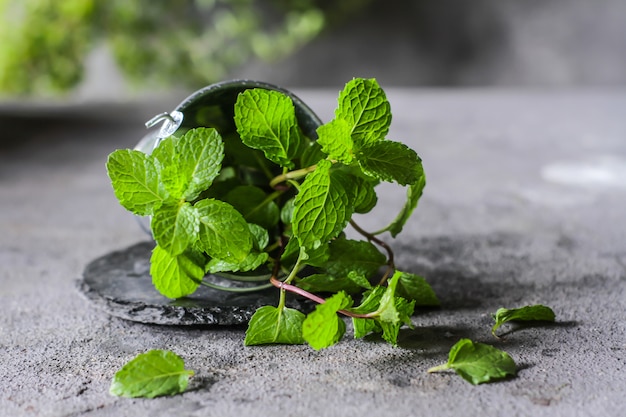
[77,241,310,325]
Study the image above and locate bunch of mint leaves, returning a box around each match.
[107,78,435,349]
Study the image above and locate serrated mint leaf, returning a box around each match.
[280,197,295,225]
[110,349,194,398]
[106,149,169,216]
[149,245,204,299]
[195,198,252,262]
[379,296,415,345]
[384,165,425,237]
[395,271,439,307]
[357,140,421,185]
[336,78,391,147]
[177,127,225,201]
[207,251,269,273]
[323,236,386,280]
[244,306,306,346]
[302,291,353,350]
[151,202,199,256]
[151,136,176,168]
[224,185,279,229]
[428,339,517,385]
[292,159,354,251]
[296,271,371,294]
[248,223,270,251]
[234,88,306,168]
[492,305,556,337]
[351,286,385,339]
[316,118,354,163]
[281,238,329,268]
[300,142,327,167]
[377,270,403,325]
[353,176,378,214]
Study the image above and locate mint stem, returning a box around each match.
[427,363,451,373]
[269,164,317,188]
[269,276,376,319]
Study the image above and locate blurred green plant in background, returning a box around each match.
[0,0,370,96]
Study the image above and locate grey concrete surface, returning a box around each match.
[1,89,625,417]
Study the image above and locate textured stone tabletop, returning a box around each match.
[1,89,625,417]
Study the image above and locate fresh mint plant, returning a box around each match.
[492,304,556,337]
[110,350,194,398]
[428,339,517,385]
[107,78,434,349]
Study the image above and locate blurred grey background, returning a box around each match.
[1,0,625,101]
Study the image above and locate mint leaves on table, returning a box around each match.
[492,304,556,337]
[110,350,194,398]
[107,77,431,349]
[428,339,517,385]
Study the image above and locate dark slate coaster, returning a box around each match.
[77,241,310,325]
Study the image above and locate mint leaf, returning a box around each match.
[292,159,354,251]
[234,88,306,168]
[151,202,199,256]
[378,296,415,345]
[224,185,279,229]
[395,271,439,307]
[110,350,194,398]
[150,245,204,299]
[302,291,353,350]
[383,165,425,237]
[357,141,421,185]
[335,78,391,147]
[300,142,326,167]
[351,287,385,339]
[323,236,386,280]
[428,339,517,385]
[244,306,306,346]
[195,198,252,262]
[316,118,354,163]
[296,271,371,293]
[492,305,556,337]
[281,237,329,268]
[176,127,225,201]
[107,149,169,216]
[353,176,378,214]
[207,251,269,273]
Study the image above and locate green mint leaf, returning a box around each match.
[377,270,403,325]
[149,245,204,299]
[244,306,306,346]
[296,271,371,294]
[378,296,415,345]
[281,238,329,269]
[292,159,354,251]
[357,140,421,185]
[492,305,556,337]
[383,165,425,237]
[395,271,439,306]
[176,127,225,201]
[300,142,327,168]
[106,149,169,216]
[224,185,279,229]
[248,223,270,251]
[151,136,176,169]
[335,78,391,147]
[316,118,354,163]
[234,88,306,168]
[280,197,296,225]
[322,236,386,280]
[151,202,199,256]
[109,350,194,398]
[353,176,378,214]
[351,287,385,339]
[428,339,517,385]
[302,291,353,350]
[207,251,269,273]
[195,198,253,262]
